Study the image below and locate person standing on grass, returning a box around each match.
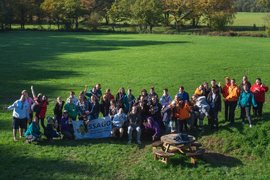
[202,82,211,97]
[240,75,252,91]
[207,86,222,129]
[54,97,65,132]
[68,91,78,106]
[160,88,172,133]
[222,77,231,122]
[64,97,78,121]
[77,92,90,120]
[177,86,189,102]
[31,86,48,131]
[194,84,204,96]
[225,79,240,125]
[127,106,142,145]
[148,86,158,102]
[238,84,257,128]
[127,88,135,113]
[175,100,191,133]
[95,83,102,101]
[7,94,30,141]
[89,95,100,120]
[250,78,268,120]
[21,90,34,125]
[115,87,129,113]
[109,99,118,120]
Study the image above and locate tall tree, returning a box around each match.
[162,0,194,31]
[132,0,163,32]
[202,0,235,30]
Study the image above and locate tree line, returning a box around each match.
[0,0,269,32]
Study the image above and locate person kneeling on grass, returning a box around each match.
[127,106,142,145]
[44,117,60,141]
[61,110,74,140]
[24,117,41,143]
[112,108,127,138]
[143,117,161,141]
[238,84,257,128]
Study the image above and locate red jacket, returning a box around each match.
[250,83,268,103]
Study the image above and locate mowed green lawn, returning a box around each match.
[0,31,270,179]
[233,12,268,27]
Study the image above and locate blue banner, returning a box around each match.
[72,116,112,140]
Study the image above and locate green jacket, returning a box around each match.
[64,103,78,120]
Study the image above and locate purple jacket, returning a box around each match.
[144,117,161,138]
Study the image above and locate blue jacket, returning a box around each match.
[24,122,41,138]
[177,92,189,102]
[238,91,257,107]
[112,113,127,128]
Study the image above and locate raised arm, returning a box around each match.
[31,86,36,99]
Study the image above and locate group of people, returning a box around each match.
[7,76,268,144]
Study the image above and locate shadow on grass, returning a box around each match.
[0,145,102,179]
[0,31,190,106]
[201,152,243,168]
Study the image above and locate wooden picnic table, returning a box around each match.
[153,133,204,164]
[161,133,196,153]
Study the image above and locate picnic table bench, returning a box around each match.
[152,134,205,165]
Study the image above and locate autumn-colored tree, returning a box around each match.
[202,0,235,30]
[161,0,194,31]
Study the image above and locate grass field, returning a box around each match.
[0,31,270,179]
[233,12,268,27]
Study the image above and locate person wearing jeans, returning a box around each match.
[238,84,257,127]
[127,106,141,145]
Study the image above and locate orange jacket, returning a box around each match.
[226,85,240,102]
[175,103,191,120]
[222,83,231,99]
[194,88,203,96]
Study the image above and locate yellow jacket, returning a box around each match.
[226,85,240,101]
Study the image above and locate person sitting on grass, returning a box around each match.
[112,108,127,138]
[127,106,142,145]
[143,117,161,141]
[7,94,30,141]
[61,110,74,140]
[64,97,78,121]
[44,117,60,141]
[24,117,41,143]
[238,84,257,128]
[207,86,222,130]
